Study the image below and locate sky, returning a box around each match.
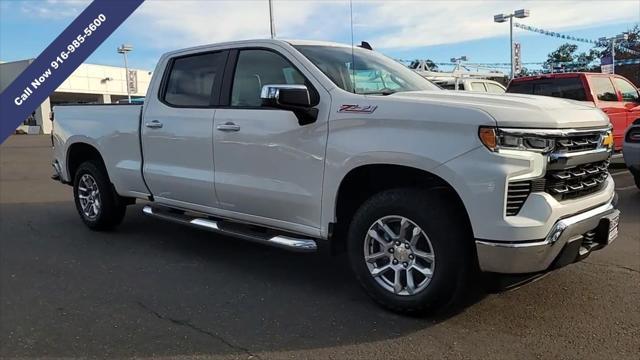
[0,0,639,73]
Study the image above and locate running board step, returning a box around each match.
[142,205,317,252]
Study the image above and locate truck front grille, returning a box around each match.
[554,133,601,153]
[504,128,611,216]
[536,160,609,200]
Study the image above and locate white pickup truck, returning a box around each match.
[52,39,620,314]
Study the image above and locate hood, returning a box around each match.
[391,90,609,129]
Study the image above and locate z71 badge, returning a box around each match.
[338,104,378,114]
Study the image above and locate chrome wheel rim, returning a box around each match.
[364,215,435,296]
[77,174,101,220]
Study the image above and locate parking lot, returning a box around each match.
[0,135,638,359]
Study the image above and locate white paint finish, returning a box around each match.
[213,108,328,228]
[141,86,218,208]
[392,90,610,129]
[51,104,148,197]
[211,41,331,229]
[52,39,617,248]
[435,146,616,241]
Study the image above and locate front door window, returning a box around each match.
[231,49,306,107]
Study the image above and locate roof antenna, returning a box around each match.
[359,41,372,50]
[349,0,356,93]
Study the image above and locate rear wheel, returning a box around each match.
[347,188,471,314]
[73,161,126,230]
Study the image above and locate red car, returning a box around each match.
[507,73,640,150]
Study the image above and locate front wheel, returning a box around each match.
[73,161,126,230]
[347,188,472,315]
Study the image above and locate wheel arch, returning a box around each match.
[330,163,473,253]
[66,141,108,182]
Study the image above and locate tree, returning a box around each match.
[518,66,533,77]
[544,43,598,72]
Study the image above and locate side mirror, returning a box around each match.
[261,84,318,125]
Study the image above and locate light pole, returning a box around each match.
[450,56,468,71]
[494,9,529,79]
[598,33,628,74]
[268,0,276,39]
[117,44,133,103]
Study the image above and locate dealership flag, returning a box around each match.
[0,0,144,143]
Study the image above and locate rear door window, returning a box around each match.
[507,77,586,101]
[590,77,619,102]
[470,82,487,92]
[440,83,463,90]
[613,77,639,103]
[163,51,228,107]
[486,83,505,93]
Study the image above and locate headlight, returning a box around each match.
[479,127,555,153]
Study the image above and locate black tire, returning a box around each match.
[73,160,126,230]
[634,174,640,190]
[347,188,472,315]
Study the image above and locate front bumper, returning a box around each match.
[475,196,619,274]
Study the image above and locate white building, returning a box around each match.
[0,60,151,134]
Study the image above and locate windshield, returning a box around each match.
[293,45,439,95]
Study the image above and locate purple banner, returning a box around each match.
[0,0,144,143]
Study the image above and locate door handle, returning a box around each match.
[145,120,163,129]
[216,122,241,132]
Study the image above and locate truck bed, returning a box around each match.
[52,104,149,198]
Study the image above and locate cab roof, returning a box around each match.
[164,39,352,58]
[511,72,609,82]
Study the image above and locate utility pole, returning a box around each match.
[269,0,276,39]
[611,39,616,74]
[510,16,513,78]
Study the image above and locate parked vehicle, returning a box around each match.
[506,73,640,151]
[623,119,640,189]
[52,40,620,314]
[408,60,507,94]
[436,78,506,93]
[116,97,144,104]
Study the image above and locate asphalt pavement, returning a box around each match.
[1,135,638,359]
